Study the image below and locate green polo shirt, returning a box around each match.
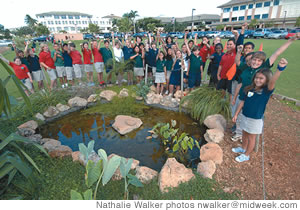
[189,54,203,74]
[165,59,173,71]
[51,50,64,67]
[156,59,166,72]
[100,47,113,64]
[238,58,272,100]
[134,54,143,68]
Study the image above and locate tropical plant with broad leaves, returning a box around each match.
[78,140,94,162]
[134,78,153,99]
[152,120,200,162]
[180,87,231,124]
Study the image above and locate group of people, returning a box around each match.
[1,24,299,163]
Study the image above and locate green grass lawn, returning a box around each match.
[1,38,300,99]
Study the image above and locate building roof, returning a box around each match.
[154,14,220,23]
[101,14,122,19]
[36,11,92,17]
[217,0,254,8]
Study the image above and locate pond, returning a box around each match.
[40,107,206,171]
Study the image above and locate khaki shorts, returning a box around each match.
[56,66,66,77]
[84,64,94,73]
[134,67,144,77]
[94,62,104,73]
[21,78,33,90]
[166,71,171,80]
[155,72,166,83]
[65,67,74,80]
[32,70,44,82]
[73,64,82,78]
[47,69,57,81]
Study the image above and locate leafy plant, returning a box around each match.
[78,140,95,162]
[152,120,200,162]
[119,157,143,199]
[180,87,231,124]
[134,79,153,99]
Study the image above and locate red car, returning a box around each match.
[285,29,300,39]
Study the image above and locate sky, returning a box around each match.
[1,0,229,29]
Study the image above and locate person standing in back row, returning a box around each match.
[99,40,113,85]
[52,43,67,88]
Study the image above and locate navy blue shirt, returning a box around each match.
[27,55,41,72]
[122,46,133,61]
[146,48,158,67]
[62,51,73,67]
[211,52,224,71]
[173,59,182,71]
[242,87,274,119]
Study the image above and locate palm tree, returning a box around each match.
[24,14,37,27]
[123,10,139,33]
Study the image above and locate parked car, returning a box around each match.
[285,29,300,39]
[168,32,184,39]
[219,31,234,39]
[244,30,255,38]
[32,36,48,42]
[0,40,13,47]
[83,34,94,40]
[104,33,112,39]
[266,30,287,39]
[206,31,221,38]
[95,34,104,39]
[253,28,271,38]
[159,33,167,38]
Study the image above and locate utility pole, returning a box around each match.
[283,11,287,28]
[192,8,196,32]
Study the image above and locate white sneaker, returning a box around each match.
[65,83,68,87]
[61,84,65,88]
[165,90,169,95]
[231,134,242,142]
[122,79,127,83]
[115,80,119,85]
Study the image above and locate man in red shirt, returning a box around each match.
[81,42,94,86]
[91,40,105,86]
[216,38,236,100]
[69,43,83,85]
[39,43,57,90]
[0,55,34,96]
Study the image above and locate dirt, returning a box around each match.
[214,97,300,200]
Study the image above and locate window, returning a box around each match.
[61,15,66,19]
[64,27,69,31]
[57,27,62,31]
[71,27,75,31]
[54,15,60,19]
[78,21,81,24]
[262,14,269,19]
[240,5,246,10]
[81,16,86,18]
[75,16,80,19]
[223,8,230,13]
[77,27,82,30]
[51,21,54,24]
[264,1,271,7]
[76,21,78,24]
[233,6,239,11]
[274,0,280,6]
[58,21,61,25]
[239,16,245,21]
[254,15,260,19]
[222,18,229,22]
[68,15,73,19]
[249,4,253,9]
[232,17,238,22]
[55,21,58,24]
[247,15,252,20]
[256,3,262,8]
[48,21,51,24]
[69,21,72,24]
[39,16,44,18]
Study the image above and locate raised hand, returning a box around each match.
[278,58,288,68]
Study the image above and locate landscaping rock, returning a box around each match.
[200,143,223,164]
[146,93,163,104]
[296,101,300,107]
[43,106,60,118]
[17,128,35,137]
[42,139,61,152]
[119,88,129,98]
[174,90,184,100]
[112,115,143,135]
[150,85,156,92]
[158,158,195,193]
[35,113,45,121]
[197,160,216,179]
[160,95,179,108]
[56,103,70,112]
[18,120,38,130]
[72,151,81,162]
[203,114,227,132]
[108,154,140,181]
[135,96,143,101]
[99,90,117,101]
[27,134,43,144]
[49,145,72,158]
[136,166,158,184]
[78,150,101,165]
[204,129,224,144]
[87,94,98,103]
[68,97,88,107]
[41,138,54,145]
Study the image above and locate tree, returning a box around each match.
[295,16,300,27]
[35,23,50,36]
[115,17,133,33]
[136,17,162,32]
[249,19,258,29]
[88,23,100,34]
[123,10,139,33]
[14,26,35,37]
[24,14,37,27]
[265,21,274,28]
[216,24,225,31]
[164,22,188,33]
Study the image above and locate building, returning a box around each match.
[154,14,220,30]
[36,11,121,33]
[214,0,300,29]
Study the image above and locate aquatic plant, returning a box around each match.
[180,87,231,123]
[134,79,153,99]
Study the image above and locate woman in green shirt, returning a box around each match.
[155,51,167,95]
[130,45,145,84]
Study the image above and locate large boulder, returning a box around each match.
[17,128,35,137]
[56,103,70,112]
[158,158,195,193]
[68,97,88,107]
[27,134,43,144]
[48,145,72,158]
[136,166,158,184]
[35,113,45,121]
[150,85,156,92]
[87,94,98,103]
[99,90,117,101]
[200,143,223,164]
[203,114,227,132]
[160,95,179,108]
[43,106,60,118]
[174,90,184,100]
[204,129,224,144]
[112,115,143,135]
[197,160,216,179]
[146,93,163,104]
[17,120,38,130]
[42,139,61,152]
[119,88,129,98]
[72,151,81,162]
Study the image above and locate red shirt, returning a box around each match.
[82,48,93,64]
[69,50,83,65]
[219,50,236,79]
[92,47,103,63]
[9,62,29,80]
[198,44,213,62]
[39,51,55,70]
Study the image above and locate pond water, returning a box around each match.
[40,107,206,171]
